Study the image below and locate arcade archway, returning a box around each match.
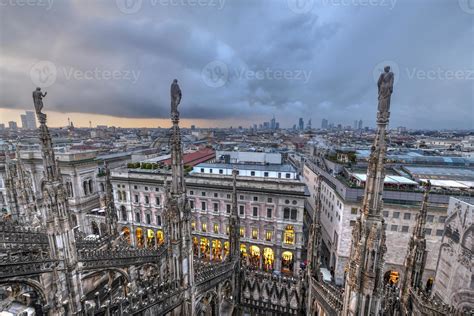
[249,246,261,269]
[263,248,275,272]
[212,240,222,261]
[282,251,294,274]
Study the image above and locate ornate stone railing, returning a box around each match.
[0,251,59,279]
[78,246,167,270]
[76,234,112,250]
[241,269,301,315]
[0,222,48,246]
[409,288,458,315]
[194,260,235,288]
[88,281,185,315]
[311,278,344,313]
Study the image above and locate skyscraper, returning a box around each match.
[20,111,37,129]
[353,120,358,130]
[8,121,17,130]
[321,118,328,129]
[358,119,363,130]
[270,116,276,130]
[298,118,304,130]
[21,115,27,129]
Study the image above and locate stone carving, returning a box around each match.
[170,79,182,118]
[377,66,394,122]
[32,87,47,121]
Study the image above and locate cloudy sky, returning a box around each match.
[0,0,472,128]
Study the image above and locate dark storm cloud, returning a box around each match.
[0,0,472,128]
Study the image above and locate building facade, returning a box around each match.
[110,161,307,276]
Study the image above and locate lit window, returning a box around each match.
[252,228,258,239]
[240,227,245,237]
[284,225,295,245]
[214,223,219,234]
[226,225,229,235]
[265,230,272,241]
[191,221,196,231]
[202,223,207,232]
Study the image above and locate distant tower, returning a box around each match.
[299,118,304,130]
[342,66,394,315]
[358,119,363,130]
[164,79,194,315]
[33,91,83,314]
[307,119,312,130]
[400,181,431,309]
[321,118,328,129]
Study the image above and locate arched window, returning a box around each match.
[120,206,127,221]
[284,225,295,245]
[91,221,99,235]
[83,181,88,195]
[71,214,78,227]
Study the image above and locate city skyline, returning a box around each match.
[0,1,473,129]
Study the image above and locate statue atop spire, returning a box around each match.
[170,79,182,120]
[342,66,394,315]
[377,66,394,123]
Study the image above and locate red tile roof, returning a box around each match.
[162,148,215,167]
